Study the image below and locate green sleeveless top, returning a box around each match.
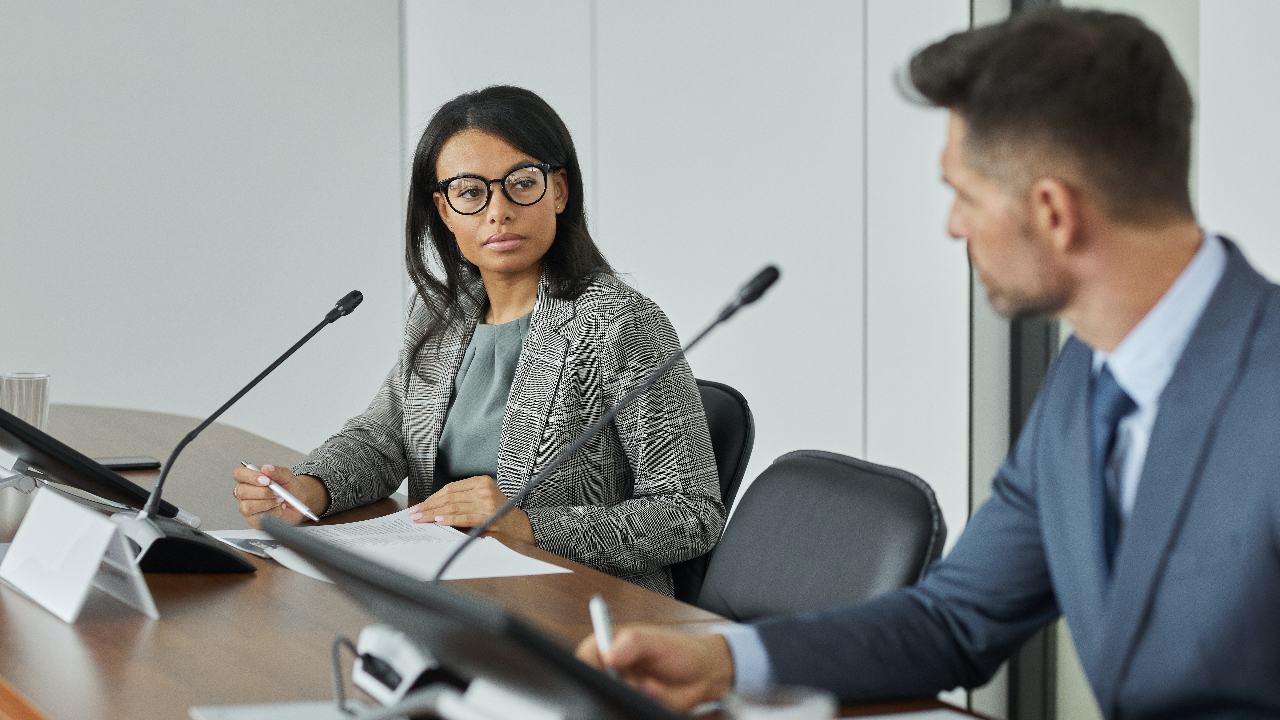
[435,312,532,487]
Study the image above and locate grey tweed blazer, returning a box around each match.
[293,273,725,595]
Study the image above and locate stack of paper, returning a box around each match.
[208,509,570,583]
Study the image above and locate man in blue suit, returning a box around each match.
[578,9,1280,718]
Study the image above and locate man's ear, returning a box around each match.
[1028,177,1082,254]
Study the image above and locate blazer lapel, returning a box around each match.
[1093,241,1272,710]
[495,275,575,495]
[406,284,481,495]
[1040,339,1111,665]
[1034,335,1116,681]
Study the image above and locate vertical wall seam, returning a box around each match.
[861,0,871,459]
[589,0,600,235]
[967,0,976,521]
[398,0,410,320]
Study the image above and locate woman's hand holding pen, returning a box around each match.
[232,464,330,529]
[411,475,535,545]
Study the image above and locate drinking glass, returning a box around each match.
[1,373,51,431]
[723,686,838,720]
[0,373,48,532]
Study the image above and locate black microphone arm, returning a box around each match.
[139,290,363,518]
[431,267,780,581]
[112,291,362,574]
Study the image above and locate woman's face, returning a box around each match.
[433,130,568,283]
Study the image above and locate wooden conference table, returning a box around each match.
[0,405,964,720]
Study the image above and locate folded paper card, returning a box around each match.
[0,488,157,622]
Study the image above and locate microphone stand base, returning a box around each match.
[112,513,256,574]
[0,472,37,494]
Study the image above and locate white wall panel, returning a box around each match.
[0,1,404,455]
[864,0,971,549]
[1199,0,1280,281]
[595,1,866,490]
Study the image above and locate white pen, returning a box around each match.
[589,594,618,679]
[240,462,320,522]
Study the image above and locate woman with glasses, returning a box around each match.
[231,86,725,595]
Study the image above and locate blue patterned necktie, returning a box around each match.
[1091,364,1135,574]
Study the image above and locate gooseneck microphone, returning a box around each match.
[717,265,779,322]
[140,290,362,518]
[114,291,363,573]
[431,267,780,581]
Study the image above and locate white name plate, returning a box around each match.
[0,488,158,622]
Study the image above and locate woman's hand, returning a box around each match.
[411,475,534,544]
[231,464,329,529]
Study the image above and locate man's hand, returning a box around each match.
[411,475,535,545]
[575,625,735,712]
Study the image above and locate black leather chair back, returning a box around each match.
[695,380,754,510]
[670,379,755,604]
[696,450,946,622]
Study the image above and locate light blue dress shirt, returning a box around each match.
[718,233,1227,693]
[1092,234,1226,517]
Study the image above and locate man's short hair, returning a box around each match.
[909,8,1194,223]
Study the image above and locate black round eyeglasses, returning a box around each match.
[436,163,560,215]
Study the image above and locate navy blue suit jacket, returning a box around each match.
[754,240,1280,718]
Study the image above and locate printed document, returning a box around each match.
[302,508,467,547]
[209,509,569,582]
[857,710,974,720]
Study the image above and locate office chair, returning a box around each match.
[670,379,755,604]
[695,450,946,622]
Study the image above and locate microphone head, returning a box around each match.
[337,290,363,316]
[739,265,780,306]
[326,290,363,324]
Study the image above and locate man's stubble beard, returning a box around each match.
[973,220,1071,321]
[986,283,1069,320]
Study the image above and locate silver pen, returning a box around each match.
[240,462,320,522]
[589,594,618,679]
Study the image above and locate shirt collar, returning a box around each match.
[1092,232,1227,410]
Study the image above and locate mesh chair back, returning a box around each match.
[696,450,945,622]
[670,380,754,604]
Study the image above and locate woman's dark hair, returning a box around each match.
[909,8,1194,223]
[404,85,612,350]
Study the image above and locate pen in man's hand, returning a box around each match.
[240,462,320,522]
[589,594,618,679]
